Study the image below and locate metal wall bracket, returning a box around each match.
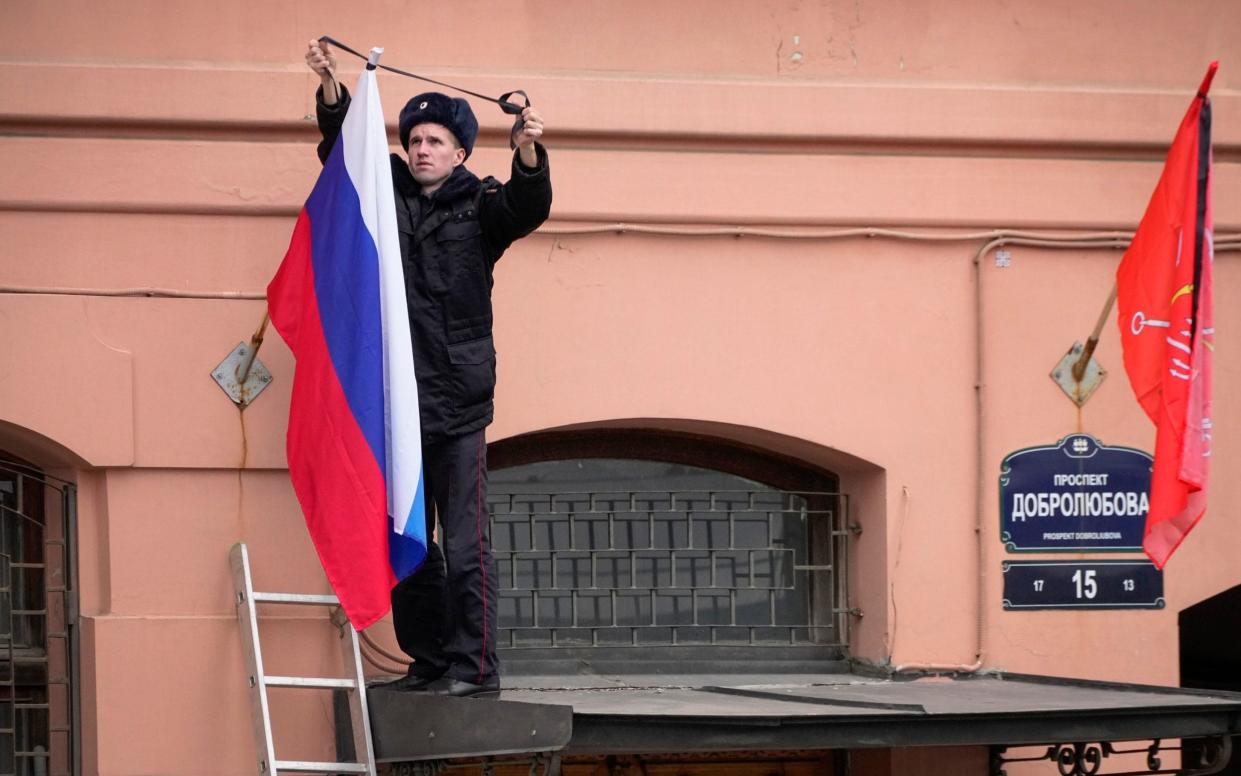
[1050,341,1106,407]
[991,737,1232,775]
[211,342,272,408]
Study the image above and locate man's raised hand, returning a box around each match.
[306,39,337,80]
[514,106,544,166]
[306,39,339,105]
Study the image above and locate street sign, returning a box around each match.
[1000,434,1152,552]
[1002,560,1164,610]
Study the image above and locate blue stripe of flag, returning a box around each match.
[389,478,427,581]
[305,142,388,476]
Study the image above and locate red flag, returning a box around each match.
[1116,62,1217,569]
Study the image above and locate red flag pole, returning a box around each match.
[1071,283,1118,382]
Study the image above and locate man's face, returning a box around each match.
[406,122,465,189]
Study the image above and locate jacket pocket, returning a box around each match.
[446,335,497,414]
[437,220,482,243]
[433,219,483,292]
[447,334,495,365]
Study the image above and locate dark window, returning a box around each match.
[488,431,849,660]
[0,455,76,776]
[1181,586,1241,773]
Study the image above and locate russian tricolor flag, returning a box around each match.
[268,62,426,630]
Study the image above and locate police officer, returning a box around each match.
[307,39,551,697]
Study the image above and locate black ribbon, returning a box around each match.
[319,35,530,149]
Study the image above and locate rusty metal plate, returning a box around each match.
[1050,341,1106,407]
[210,342,272,408]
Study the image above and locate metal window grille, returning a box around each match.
[490,467,848,651]
[0,461,77,776]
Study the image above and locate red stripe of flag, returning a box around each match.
[268,211,396,629]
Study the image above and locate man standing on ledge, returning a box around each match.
[306,39,551,698]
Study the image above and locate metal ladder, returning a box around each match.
[230,542,377,776]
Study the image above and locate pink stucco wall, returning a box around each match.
[1,2,1238,773]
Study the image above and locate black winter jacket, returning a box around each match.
[315,85,552,442]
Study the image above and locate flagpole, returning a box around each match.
[235,311,271,385]
[1071,282,1118,382]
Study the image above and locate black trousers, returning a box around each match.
[390,429,499,683]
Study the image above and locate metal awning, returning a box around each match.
[367,669,1241,764]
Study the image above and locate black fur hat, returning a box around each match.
[398,92,478,158]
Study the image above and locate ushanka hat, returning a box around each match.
[399,92,479,158]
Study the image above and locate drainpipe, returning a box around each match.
[892,241,991,675]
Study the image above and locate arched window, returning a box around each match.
[489,429,849,665]
[0,452,77,775]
